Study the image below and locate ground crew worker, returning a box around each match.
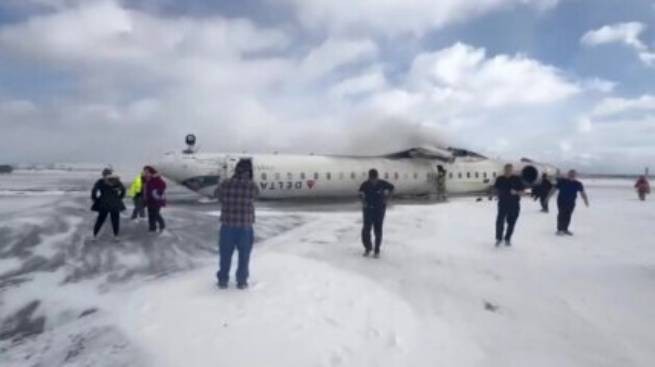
[127,168,146,220]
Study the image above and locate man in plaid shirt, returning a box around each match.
[215,159,259,289]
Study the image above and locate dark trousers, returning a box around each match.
[557,201,576,231]
[362,207,386,252]
[94,210,120,237]
[147,207,165,232]
[539,195,549,212]
[217,226,254,285]
[496,202,520,241]
[131,195,146,219]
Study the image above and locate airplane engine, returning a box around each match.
[521,165,540,185]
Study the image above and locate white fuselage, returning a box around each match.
[156,151,557,199]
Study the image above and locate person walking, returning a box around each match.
[215,159,259,289]
[358,169,395,258]
[143,166,167,233]
[635,175,650,201]
[493,164,525,247]
[436,165,447,202]
[127,169,146,220]
[537,173,553,213]
[551,169,589,236]
[91,168,126,240]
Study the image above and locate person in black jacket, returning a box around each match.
[493,164,526,247]
[551,169,589,236]
[91,168,126,239]
[359,169,395,258]
[537,173,553,213]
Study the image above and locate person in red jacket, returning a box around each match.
[143,166,167,232]
[635,175,650,201]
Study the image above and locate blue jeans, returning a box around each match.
[216,225,254,285]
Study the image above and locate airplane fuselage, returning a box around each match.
[156,151,554,199]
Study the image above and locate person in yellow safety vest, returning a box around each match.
[128,168,147,220]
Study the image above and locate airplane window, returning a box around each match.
[351,172,356,179]
[413,173,419,179]
[275,172,280,180]
[314,172,319,180]
[466,172,471,178]
[300,172,306,180]
[287,172,293,180]
[394,172,399,180]
[326,172,332,180]
[261,173,267,181]
[483,172,487,178]
[493,172,497,178]
[448,172,453,179]
[458,172,462,179]
[475,172,479,178]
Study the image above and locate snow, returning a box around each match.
[115,178,655,367]
[120,253,425,367]
[1,175,654,366]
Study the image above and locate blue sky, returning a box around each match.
[0,0,654,173]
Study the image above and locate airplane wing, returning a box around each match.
[384,146,454,161]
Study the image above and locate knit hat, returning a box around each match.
[102,168,113,177]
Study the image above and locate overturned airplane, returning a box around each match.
[156,134,558,199]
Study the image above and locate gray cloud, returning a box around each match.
[0,0,652,174]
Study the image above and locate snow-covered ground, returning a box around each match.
[1,172,654,366]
